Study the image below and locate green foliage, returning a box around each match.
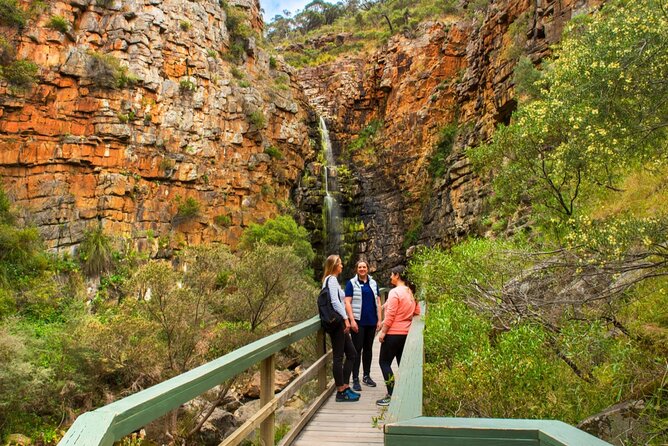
[247,110,266,129]
[179,20,191,31]
[239,215,315,263]
[0,0,26,28]
[0,188,14,225]
[179,79,196,92]
[173,196,201,225]
[402,219,422,250]
[206,48,218,58]
[268,55,277,69]
[223,2,253,61]
[0,36,15,66]
[512,55,543,103]
[272,73,290,91]
[78,225,114,277]
[224,243,317,331]
[264,145,283,159]
[0,224,48,288]
[267,0,469,67]
[47,15,70,33]
[214,214,232,227]
[500,12,529,61]
[0,59,38,90]
[0,324,57,435]
[160,157,175,173]
[470,0,668,222]
[230,66,244,79]
[410,238,526,304]
[87,51,137,89]
[346,119,383,160]
[428,123,457,178]
[415,239,666,427]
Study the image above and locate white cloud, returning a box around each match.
[261,0,312,22]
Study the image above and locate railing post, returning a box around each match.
[316,328,327,392]
[260,354,275,446]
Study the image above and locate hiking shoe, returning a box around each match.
[376,395,391,406]
[346,387,360,398]
[362,375,377,387]
[336,389,360,402]
[352,379,362,392]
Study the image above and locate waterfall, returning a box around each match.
[320,116,342,255]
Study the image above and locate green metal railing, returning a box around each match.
[383,302,613,446]
[58,316,331,446]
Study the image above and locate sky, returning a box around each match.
[261,0,312,22]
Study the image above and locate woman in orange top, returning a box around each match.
[376,265,420,406]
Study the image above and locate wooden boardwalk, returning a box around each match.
[292,336,392,445]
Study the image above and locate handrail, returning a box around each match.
[384,300,425,424]
[59,316,326,446]
[383,301,614,446]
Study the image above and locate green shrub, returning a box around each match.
[223,3,252,61]
[512,56,543,103]
[206,48,218,58]
[346,119,382,157]
[0,0,26,28]
[264,145,283,159]
[0,59,38,90]
[230,66,244,79]
[247,110,265,129]
[224,42,246,62]
[402,219,422,249]
[47,15,70,33]
[173,196,201,225]
[428,123,457,178]
[159,158,175,172]
[269,55,277,69]
[0,189,14,225]
[0,36,15,66]
[239,215,315,263]
[179,79,196,92]
[237,79,250,88]
[87,51,136,89]
[78,225,114,277]
[179,20,191,31]
[214,214,232,227]
[0,225,48,287]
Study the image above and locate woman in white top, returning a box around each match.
[322,254,360,402]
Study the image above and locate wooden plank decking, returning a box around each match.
[292,335,393,445]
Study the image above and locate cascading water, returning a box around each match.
[320,116,342,255]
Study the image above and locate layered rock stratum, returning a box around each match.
[0,0,314,251]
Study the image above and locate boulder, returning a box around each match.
[242,369,296,399]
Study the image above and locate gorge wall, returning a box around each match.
[294,0,597,275]
[0,0,316,252]
[1,0,597,270]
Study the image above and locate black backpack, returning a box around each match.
[318,276,344,333]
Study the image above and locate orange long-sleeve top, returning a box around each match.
[383,285,420,335]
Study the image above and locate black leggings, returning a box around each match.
[378,334,407,395]
[351,323,376,380]
[329,323,357,387]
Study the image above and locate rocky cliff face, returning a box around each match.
[0,0,595,268]
[0,0,315,252]
[295,0,596,275]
